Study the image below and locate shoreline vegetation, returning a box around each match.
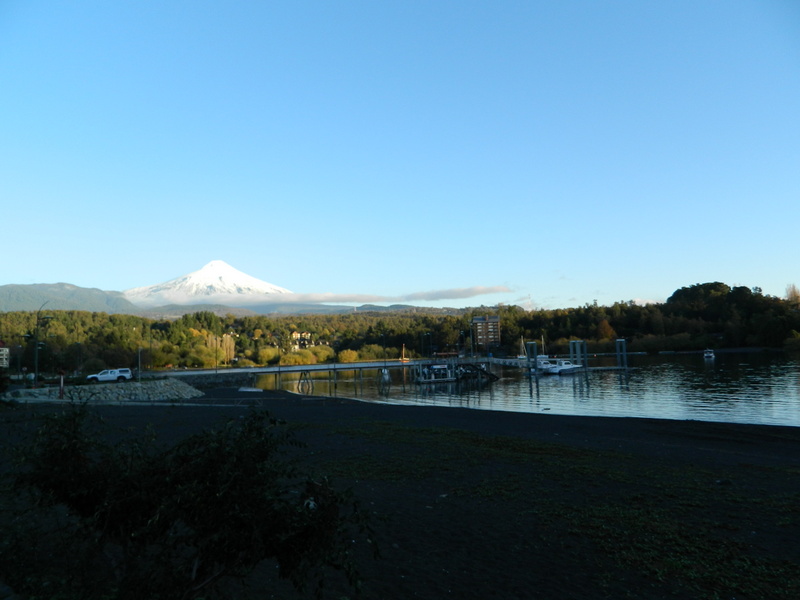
[2,283,800,385]
[2,389,799,599]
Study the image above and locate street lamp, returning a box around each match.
[31,302,53,388]
[214,335,219,373]
[272,332,283,390]
[71,342,83,376]
[14,345,23,383]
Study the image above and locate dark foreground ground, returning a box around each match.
[4,389,800,599]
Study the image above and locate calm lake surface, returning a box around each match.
[260,352,800,427]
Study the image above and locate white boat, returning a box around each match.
[551,359,582,374]
[516,336,527,360]
[531,356,564,375]
[704,349,715,360]
[533,356,581,375]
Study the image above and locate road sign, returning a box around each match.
[0,347,9,368]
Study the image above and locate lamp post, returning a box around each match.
[15,345,23,383]
[32,302,53,388]
[70,342,80,376]
[272,332,282,390]
[214,335,219,373]
[226,330,236,366]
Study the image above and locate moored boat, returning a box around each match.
[551,358,581,374]
[532,356,581,375]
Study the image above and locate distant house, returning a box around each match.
[290,331,312,350]
[472,316,500,350]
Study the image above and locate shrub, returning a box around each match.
[784,330,800,353]
[281,349,317,365]
[1,404,373,599]
[258,347,280,365]
[337,349,359,363]
[309,345,335,363]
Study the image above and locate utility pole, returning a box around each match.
[31,302,53,388]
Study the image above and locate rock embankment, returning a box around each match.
[1,378,204,405]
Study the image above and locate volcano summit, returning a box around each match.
[123,261,292,308]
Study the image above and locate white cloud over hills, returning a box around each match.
[123,261,511,308]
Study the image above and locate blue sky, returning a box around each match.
[2,1,798,310]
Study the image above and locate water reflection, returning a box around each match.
[256,353,800,427]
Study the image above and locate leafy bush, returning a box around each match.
[281,350,317,366]
[1,404,373,599]
[337,349,359,363]
[309,345,335,363]
[258,347,280,365]
[785,330,800,353]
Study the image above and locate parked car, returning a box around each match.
[85,368,133,383]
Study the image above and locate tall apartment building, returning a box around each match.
[472,315,501,349]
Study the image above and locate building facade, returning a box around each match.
[472,315,500,350]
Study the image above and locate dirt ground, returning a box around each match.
[3,389,800,599]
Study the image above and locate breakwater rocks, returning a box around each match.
[1,378,204,405]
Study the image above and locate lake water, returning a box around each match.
[260,352,800,427]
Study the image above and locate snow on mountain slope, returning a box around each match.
[124,260,292,307]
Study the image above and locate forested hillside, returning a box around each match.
[1,282,799,377]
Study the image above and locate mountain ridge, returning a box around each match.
[0,283,139,313]
[0,262,470,316]
[0,285,462,317]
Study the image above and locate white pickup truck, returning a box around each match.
[85,368,133,383]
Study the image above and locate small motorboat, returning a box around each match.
[551,359,581,374]
[704,349,715,361]
[532,357,581,375]
[532,356,557,374]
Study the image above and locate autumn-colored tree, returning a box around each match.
[337,349,359,363]
[596,319,617,340]
[310,345,335,363]
[258,347,280,365]
[787,284,800,307]
[280,349,316,365]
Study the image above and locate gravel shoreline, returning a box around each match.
[3,388,799,599]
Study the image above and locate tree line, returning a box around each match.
[1,282,799,378]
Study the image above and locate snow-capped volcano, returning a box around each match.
[124,261,292,308]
